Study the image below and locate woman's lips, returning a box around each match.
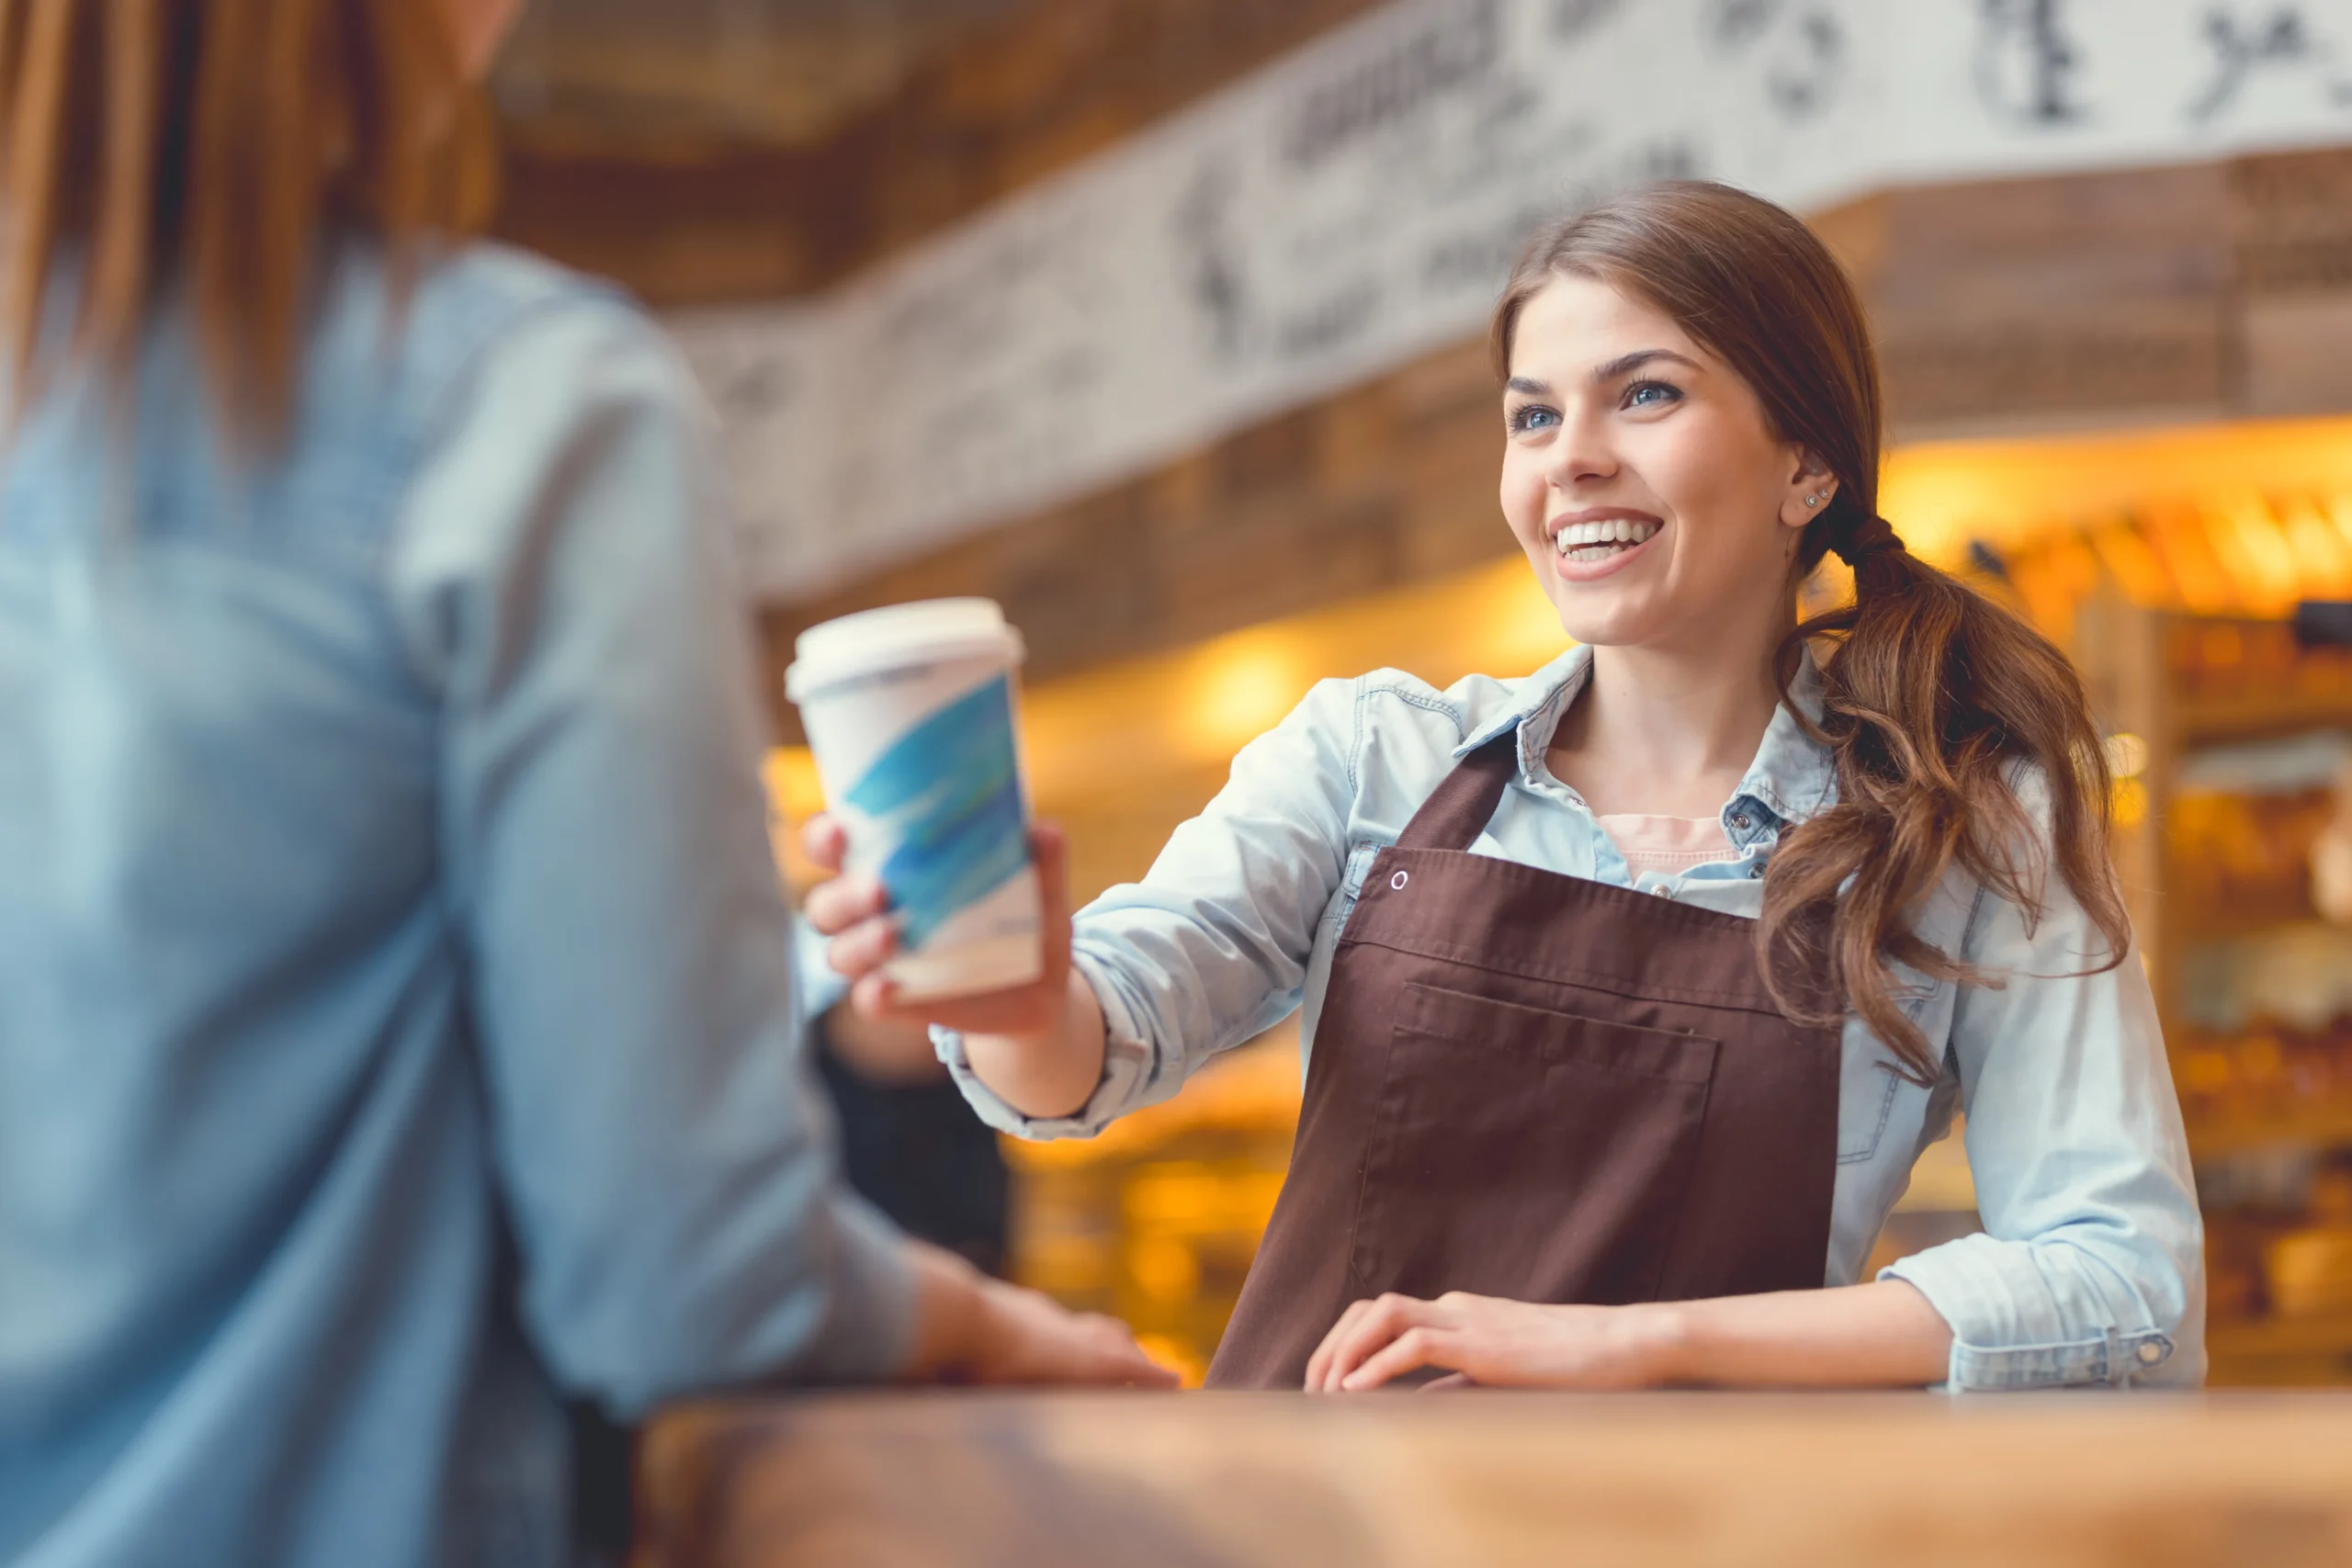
[1547,520,1665,584]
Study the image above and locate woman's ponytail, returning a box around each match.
[1495,183,2132,1077]
[1761,506,2131,1078]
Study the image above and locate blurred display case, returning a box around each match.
[2071,577,2352,1385]
[998,1030,1301,1386]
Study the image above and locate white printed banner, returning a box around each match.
[669,0,2352,602]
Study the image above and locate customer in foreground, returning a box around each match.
[0,6,1164,1568]
[811,181,2204,1393]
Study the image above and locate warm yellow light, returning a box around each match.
[2105,732,2149,780]
[2086,524,2171,606]
[1132,1333,1205,1389]
[2113,776,2149,828]
[2278,496,2352,597]
[1125,1234,1201,1303]
[762,746,825,819]
[1881,413,2352,566]
[1177,634,1311,759]
[761,747,828,890]
[2211,494,2304,614]
[1468,560,1578,675]
[1012,557,1572,808]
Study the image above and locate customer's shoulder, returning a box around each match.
[311,238,664,413]
[289,240,714,498]
[404,239,636,342]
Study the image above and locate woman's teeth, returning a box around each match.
[1554,518,1658,561]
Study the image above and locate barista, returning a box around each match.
[808,182,2202,1393]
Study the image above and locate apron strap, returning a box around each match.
[1395,730,1521,853]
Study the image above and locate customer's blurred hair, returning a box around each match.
[0,0,494,441]
[1493,181,2132,1080]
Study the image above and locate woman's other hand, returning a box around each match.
[906,1242,1177,1388]
[1304,1292,1681,1393]
[1306,1281,1951,1391]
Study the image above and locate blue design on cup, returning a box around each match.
[842,675,1028,950]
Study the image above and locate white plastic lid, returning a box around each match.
[785,597,1025,702]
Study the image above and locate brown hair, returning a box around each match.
[0,0,495,441]
[1492,181,2130,1078]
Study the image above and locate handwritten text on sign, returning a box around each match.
[669,0,2352,603]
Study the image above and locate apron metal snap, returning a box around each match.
[1650,884,1674,898]
[1731,813,1752,831]
[1389,870,1409,891]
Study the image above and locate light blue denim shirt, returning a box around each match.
[943,647,2204,1391]
[0,242,911,1568]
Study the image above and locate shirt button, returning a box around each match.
[2135,1341,2165,1365]
[1731,814,1752,831]
[1650,885,1674,898]
[1749,864,1765,880]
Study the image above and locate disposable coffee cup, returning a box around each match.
[785,598,1044,1001]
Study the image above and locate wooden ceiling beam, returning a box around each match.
[492,0,1392,305]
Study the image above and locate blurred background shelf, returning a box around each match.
[2073,590,2352,1384]
[2190,1109,2352,1162]
[2178,694,2352,749]
[2210,1312,2352,1359]
[2208,1312,2352,1388]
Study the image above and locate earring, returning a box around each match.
[1804,492,1824,507]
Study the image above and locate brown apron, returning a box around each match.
[1205,734,1842,1389]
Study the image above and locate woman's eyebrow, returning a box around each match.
[1505,376,1551,396]
[1593,348,1702,381]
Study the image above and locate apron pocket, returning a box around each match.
[1349,982,1720,1306]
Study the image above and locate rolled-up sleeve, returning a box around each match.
[1882,793,2204,1390]
[389,298,912,1414]
[939,677,1362,1139]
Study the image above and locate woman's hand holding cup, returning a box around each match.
[802,815,1110,1120]
[802,813,1073,1032]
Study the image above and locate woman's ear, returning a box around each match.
[1780,453,1838,531]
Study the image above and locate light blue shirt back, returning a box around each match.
[0,242,910,1568]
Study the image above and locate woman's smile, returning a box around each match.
[1549,507,1666,581]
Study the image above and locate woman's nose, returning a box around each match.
[1544,409,1617,491]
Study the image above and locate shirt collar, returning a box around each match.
[1738,651,1838,829]
[1455,644,1591,773]
[1454,643,1838,830]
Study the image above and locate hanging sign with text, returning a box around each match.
[669,0,2352,602]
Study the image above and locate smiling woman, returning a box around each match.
[808,179,2204,1399]
[1491,186,2134,1082]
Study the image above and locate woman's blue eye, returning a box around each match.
[1623,380,1681,409]
[1510,406,1560,433]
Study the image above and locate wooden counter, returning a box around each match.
[636,1390,2352,1567]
